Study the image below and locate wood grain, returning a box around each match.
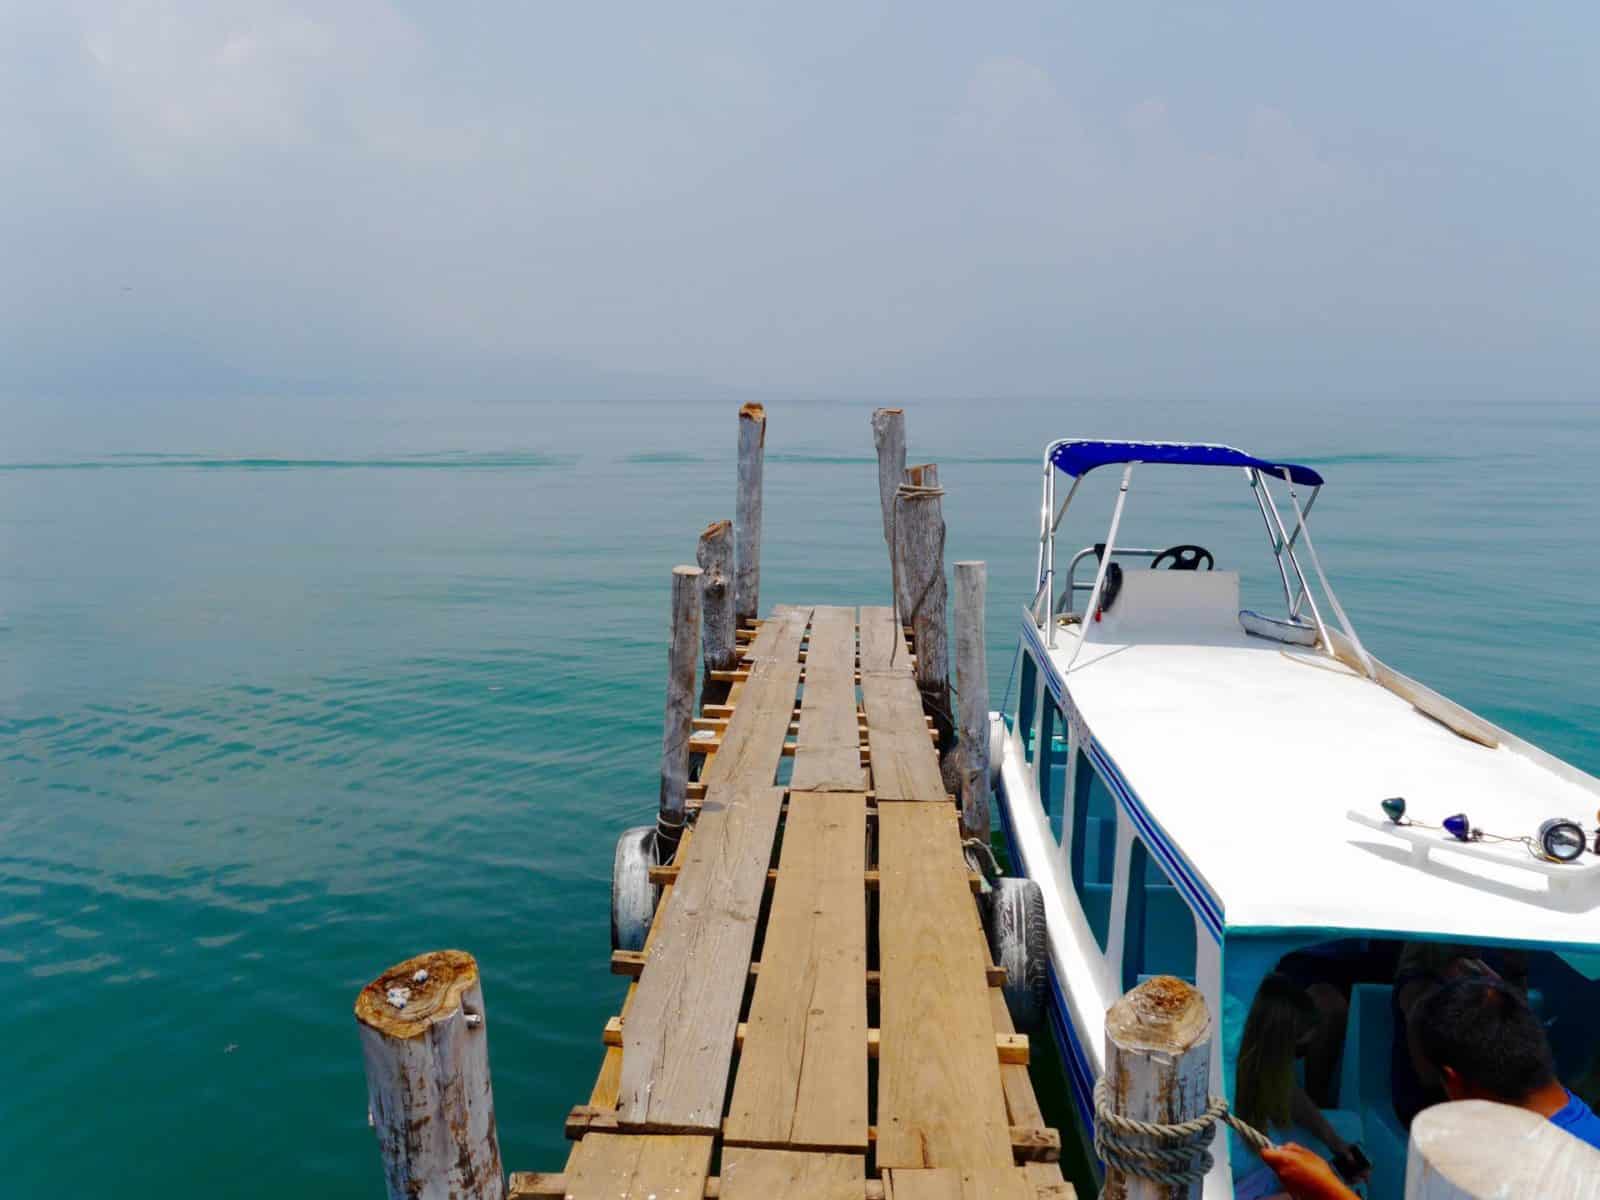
[876,802,1014,1169]
[859,605,910,674]
[725,791,868,1151]
[562,1133,713,1200]
[791,606,868,793]
[719,1148,866,1200]
[884,1166,1073,1199]
[861,672,946,802]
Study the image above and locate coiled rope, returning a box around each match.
[1092,1077,1273,1187]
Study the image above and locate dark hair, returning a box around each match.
[1414,976,1555,1101]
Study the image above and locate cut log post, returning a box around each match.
[734,403,765,626]
[1405,1099,1600,1198]
[955,560,990,843]
[659,564,703,862]
[356,950,505,1200]
[892,476,953,749]
[905,462,939,489]
[696,519,736,708]
[871,407,906,545]
[1100,975,1214,1200]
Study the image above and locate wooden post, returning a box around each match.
[893,476,953,749]
[735,403,765,625]
[1101,975,1214,1200]
[659,564,703,861]
[955,560,990,842]
[871,407,906,545]
[697,519,736,707]
[1405,1099,1600,1198]
[905,462,938,489]
[356,950,504,1200]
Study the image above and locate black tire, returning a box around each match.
[611,825,658,952]
[984,877,1048,1034]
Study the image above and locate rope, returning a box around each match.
[961,837,1002,887]
[1092,1076,1272,1187]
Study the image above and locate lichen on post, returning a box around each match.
[356,949,504,1200]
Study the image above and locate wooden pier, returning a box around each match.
[519,600,1066,1198]
[355,404,1067,1200]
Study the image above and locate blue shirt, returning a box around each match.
[1551,1090,1600,1152]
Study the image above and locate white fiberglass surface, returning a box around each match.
[1052,623,1600,942]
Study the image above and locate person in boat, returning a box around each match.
[1232,973,1370,1199]
[1412,974,1600,1151]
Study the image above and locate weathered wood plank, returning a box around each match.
[718,1148,865,1200]
[701,658,804,789]
[791,606,868,793]
[562,1133,713,1200]
[884,1167,1071,1199]
[876,802,1014,1169]
[859,605,910,674]
[725,791,868,1151]
[616,782,787,1131]
[743,604,810,664]
[989,988,1046,1134]
[861,671,946,802]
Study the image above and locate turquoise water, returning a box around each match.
[2,395,1596,1196]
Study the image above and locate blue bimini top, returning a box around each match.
[1049,439,1325,487]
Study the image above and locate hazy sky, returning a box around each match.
[3,2,1597,402]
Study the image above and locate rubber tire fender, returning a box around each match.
[983,876,1048,1034]
[611,825,658,952]
[987,713,1007,790]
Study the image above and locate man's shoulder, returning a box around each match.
[1550,1090,1600,1152]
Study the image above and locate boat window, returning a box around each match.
[1067,760,1115,950]
[1036,701,1068,841]
[1121,836,1197,992]
[1018,652,1039,765]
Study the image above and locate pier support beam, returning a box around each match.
[697,519,736,708]
[659,563,703,861]
[1100,976,1214,1200]
[735,403,766,626]
[871,407,907,545]
[955,560,990,843]
[1406,1099,1600,1198]
[356,950,504,1200]
[893,475,953,750]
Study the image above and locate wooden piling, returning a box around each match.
[892,476,953,749]
[697,519,736,707]
[955,560,990,843]
[356,950,504,1200]
[1405,1099,1600,1198]
[905,462,939,489]
[735,403,766,625]
[659,564,703,860]
[1100,975,1213,1200]
[871,407,907,545]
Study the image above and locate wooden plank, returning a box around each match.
[790,606,868,793]
[744,604,810,663]
[876,802,1014,1169]
[718,1148,865,1200]
[701,658,803,789]
[884,1167,1071,1199]
[562,1133,713,1200]
[725,791,868,1150]
[616,781,787,1130]
[859,605,910,674]
[989,988,1046,1134]
[861,671,946,802]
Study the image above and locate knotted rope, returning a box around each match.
[1093,1076,1272,1187]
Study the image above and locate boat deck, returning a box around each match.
[510,604,1069,1200]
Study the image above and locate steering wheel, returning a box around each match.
[1152,544,1214,571]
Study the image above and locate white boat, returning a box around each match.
[989,439,1600,1197]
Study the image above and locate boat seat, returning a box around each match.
[1337,982,1407,1199]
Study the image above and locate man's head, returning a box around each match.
[1414,975,1555,1103]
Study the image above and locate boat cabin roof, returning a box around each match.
[1048,438,1325,486]
[1032,568,1600,948]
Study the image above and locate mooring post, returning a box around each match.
[871,407,907,545]
[905,462,938,489]
[1101,975,1214,1200]
[696,519,736,707]
[734,403,765,626]
[954,560,990,843]
[893,474,953,749]
[356,950,504,1200]
[659,563,703,861]
[1405,1099,1600,1198]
